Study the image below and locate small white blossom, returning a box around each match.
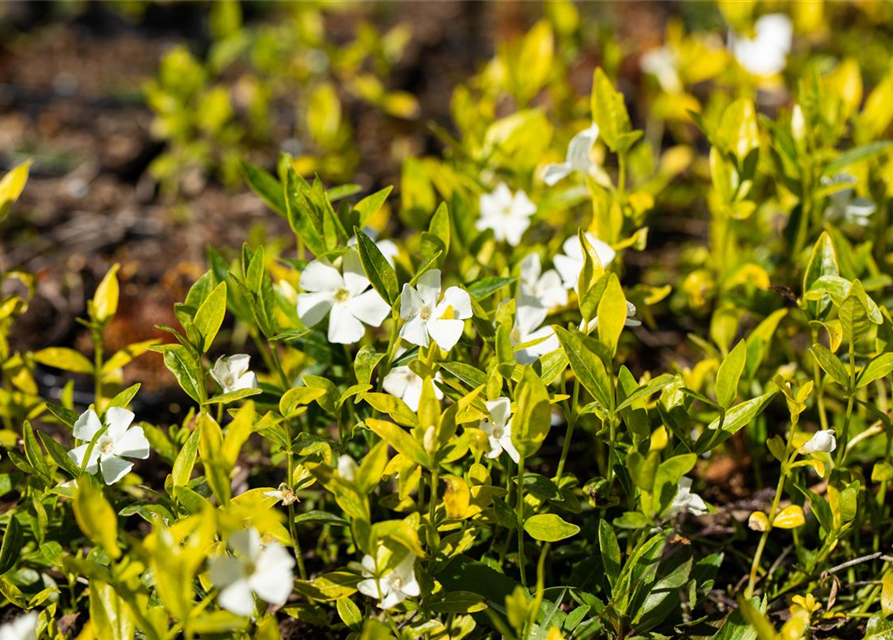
[519,253,567,309]
[553,232,616,291]
[382,366,444,412]
[731,13,792,77]
[210,354,258,394]
[68,408,150,485]
[822,174,877,228]
[264,483,298,506]
[297,252,391,344]
[348,229,399,266]
[640,46,682,93]
[209,529,295,616]
[667,477,708,518]
[337,455,359,482]
[357,550,420,610]
[0,612,37,640]
[510,297,559,365]
[477,183,536,246]
[543,124,601,186]
[480,397,520,464]
[799,429,837,455]
[399,269,472,352]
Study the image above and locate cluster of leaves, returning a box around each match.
[5,2,893,639]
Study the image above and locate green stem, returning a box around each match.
[555,379,580,479]
[516,454,527,587]
[836,340,857,467]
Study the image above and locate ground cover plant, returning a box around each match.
[3,1,893,638]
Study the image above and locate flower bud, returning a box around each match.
[423,426,438,455]
[337,455,358,482]
[799,429,836,455]
[748,511,770,532]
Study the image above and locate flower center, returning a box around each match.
[98,435,116,456]
[492,426,504,440]
[392,577,403,590]
[419,305,432,320]
[223,375,235,388]
[334,288,351,303]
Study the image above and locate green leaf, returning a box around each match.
[354,186,393,228]
[803,232,839,321]
[627,451,660,492]
[172,427,201,489]
[715,339,746,409]
[0,159,31,221]
[198,414,231,505]
[294,511,349,526]
[354,227,398,304]
[241,160,287,217]
[591,68,633,153]
[361,392,418,427]
[74,477,121,559]
[597,274,626,356]
[92,263,121,324]
[336,596,362,632]
[152,344,204,404]
[366,418,429,469]
[809,343,850,387]
[280,386,327,417]
[32,347,94,374]
[553,326,614,411]
[717,98,759,162]
[598,519,621,589]
[23,421,50,482]
[511,366,552,459]
[467,276,516,301]
[523,513,580,542]
[857,353,893,388]
[193,281,227,353]
[0,515,23,575]
[204,388,263,405]
[840,280,881,345]
[823,140,892,176]
[615,374,676,411]
[702,391,777,452]
[89,581,136,640]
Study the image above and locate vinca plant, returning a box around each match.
[4,2,893,639]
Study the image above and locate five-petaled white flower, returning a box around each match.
[480,397,520,463]
[543,124,601,186]
[666,477,708,518]
[477,183,536,246]
[382,366,444,412]
[640,46,682,93]
[554,232,616,291]
[510,298,559,365]
[357,549,420,610]
[731,13,792,77]
[297,252,391,344]
[264,482,298,506]
[399,269,472,352]
[211,354,258,394]
[799,429,836,455]
[0,612,37,640]
[209,528,295,616]
[822,174,877,228]
[68,407,150,485]
[519,254,567,310]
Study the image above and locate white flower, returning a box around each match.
[209,529,295,616]
[357,550,420,610]
[585,301,642,332]
[337,455,359,482]
[68,408,150,485]
[731,14,792,77]
[477,183,536,246]
[479,397,520,464]
[264,483,298,506]
[382,366,444,412]
[210,354,258,394]
[543,124,601,186]
[822,174,877,228]
[799,429,837,455]
[553,232,616,291]
[297,252,391,344]
[519,254,567,309]
[666,477,708,518]
[399,269,472,352]
[640,46,682,93]
[347,229,399,266]
[0,612,37,640]
[510,297,559,365]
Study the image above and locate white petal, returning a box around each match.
[543,163,572,186]
[511,190,537,219]
[230,529,262,559]
[250,545,295,605]
[297,291,334,327]
[226,354,251,378]
[502,216,531,247]
[218,579,256,616]
[232,371,258,391]
[399,316,430,348]
[361,553,377,575]
[519,253,541,289]
[485,398,511,430]
[73,410,102,441]
[357,578,381,599]
[415,269,442,307]
[300,260,344,293]
[328,303,366,344]
[399,283,423,320]
[376,239,399,266]
[426,318,464,351]
[485,435,503,459]
[346,290,391,327]
[515,299,548,335]
[100,455,133,485]
[68,444,99,474]
[537,270,568,308]
[438,286,472,320]
[553,254,582,290]
[380,589,405,610]
[209,555,244,589]
[342,251,372,296]
[501,433,521,464]
[566,124,599,170]
[113,426,150,459]
[104,407,135,440]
